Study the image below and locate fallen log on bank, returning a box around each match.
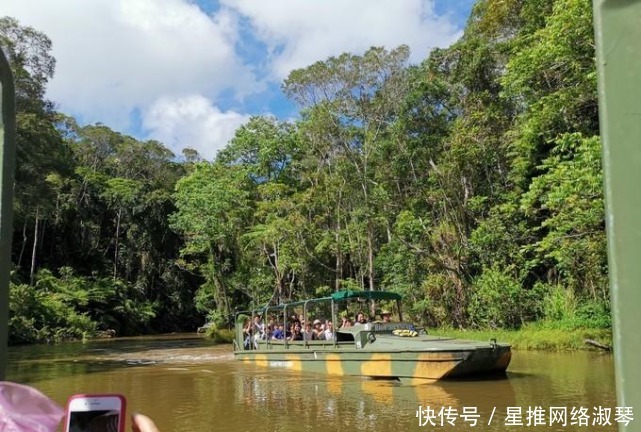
[584,339,611,351]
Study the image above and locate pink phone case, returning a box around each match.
[64,393,127,432]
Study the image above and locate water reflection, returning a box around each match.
[7,336,617,432]
[231,365,519,431]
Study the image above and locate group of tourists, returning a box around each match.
[243,314,335,348]
[243,309,393,348]
[338,309,392,328]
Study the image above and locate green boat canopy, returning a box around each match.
[330,290,402,301]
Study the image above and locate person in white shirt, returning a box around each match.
[323,320,334,340]
[252,315,264,347]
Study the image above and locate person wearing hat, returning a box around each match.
[312,319,325,340]
[381,310,392,323]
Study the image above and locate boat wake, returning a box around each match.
[93,347,234,365]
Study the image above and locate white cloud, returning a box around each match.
[3,0,257,130]
[3,0,463,156]
[221,0,461,79]
[143,95,250,160]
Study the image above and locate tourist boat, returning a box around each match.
[233,290,511,384]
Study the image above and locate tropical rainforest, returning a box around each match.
[1,0,610,345]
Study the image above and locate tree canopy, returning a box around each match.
[1,0,609,343]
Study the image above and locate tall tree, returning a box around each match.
[284,45,411,293]
[172,163,253,319]
[1,17,71,282]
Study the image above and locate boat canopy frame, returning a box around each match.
[234,290,403,350]
[330,290,402,301]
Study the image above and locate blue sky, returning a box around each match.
[4,0,476,159]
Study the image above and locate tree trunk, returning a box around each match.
[30,207,39,286]
[18,219,27,269]
[113,207,121,279]
[211,246,231,318]
[335,210,342,292]
[367,223,374,291]
[367,224,376,317]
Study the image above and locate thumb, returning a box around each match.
[131,412,160,432]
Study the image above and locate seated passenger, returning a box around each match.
[289,323,303,341]
[323,320,334,340]
[381,310,392,323]
[355,312,368,324]
[272,324,285,340]
[340,314,353,329]
[303,322,315,340]
[313,319,325,340]
[264,324,274,340]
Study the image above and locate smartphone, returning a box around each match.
[64,394,126,432]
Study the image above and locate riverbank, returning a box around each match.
[205,327,235,343]
[429,325,613,351]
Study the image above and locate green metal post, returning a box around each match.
[593,1,641,429]
[0,47,16,380]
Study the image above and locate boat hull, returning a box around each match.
[234,342,511,381]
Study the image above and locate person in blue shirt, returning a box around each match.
[272,324,285,340]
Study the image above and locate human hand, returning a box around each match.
[132,413,159,432]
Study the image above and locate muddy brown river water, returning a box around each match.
[6,334,619,431]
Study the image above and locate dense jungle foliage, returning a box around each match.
[1,0,610,345]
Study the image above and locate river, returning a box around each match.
[6,335,619,431]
